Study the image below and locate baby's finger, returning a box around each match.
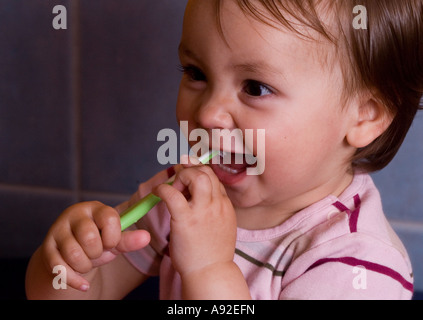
[71,218,103,260]
[115,229,151,253]
[175,167,215,207]
[194,165,226,198]
[180,154,202,168]
[56,235,93,274]
[153,183,191,220]
[42,239,91,292]
[92,205,121,250]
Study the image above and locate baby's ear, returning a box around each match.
[346,97,394,149]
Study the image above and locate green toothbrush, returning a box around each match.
[120,150,220,231]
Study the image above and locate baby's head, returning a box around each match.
[177,0,423,220]
[211,0,423,172]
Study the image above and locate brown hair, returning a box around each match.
[215,0,423,172]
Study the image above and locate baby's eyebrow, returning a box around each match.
[232,61,285,79]
[234,62,263,73]
[178,43,200,61]
[178,42,286,79]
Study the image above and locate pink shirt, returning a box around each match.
[122,169,414,300]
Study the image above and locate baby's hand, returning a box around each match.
[153,161,237,279]
[40,201,150,291]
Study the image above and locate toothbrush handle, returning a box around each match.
[120,193,162,231]
[120,176,175,231]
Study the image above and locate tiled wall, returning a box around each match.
[0,0,184,256]
[1,0,422,292]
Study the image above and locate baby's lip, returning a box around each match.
[209,153,250,186]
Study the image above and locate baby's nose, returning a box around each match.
[195,93,236,130]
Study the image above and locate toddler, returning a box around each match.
[26,0,423,300]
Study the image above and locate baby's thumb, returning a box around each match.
[116,229,151,253]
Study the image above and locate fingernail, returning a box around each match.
[189,156,201,165]
[80,284,90,292]
[180,154,190,164]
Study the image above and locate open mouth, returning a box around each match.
[211,152,256,185]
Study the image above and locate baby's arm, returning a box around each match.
[25,202,150,299]
[154,163,251,300]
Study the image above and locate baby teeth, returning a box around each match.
[218,163,242,174]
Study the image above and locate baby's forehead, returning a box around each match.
[212,0,341,62]
[224,1,347,78]
[183,0,342,80]
[214,0,339,40]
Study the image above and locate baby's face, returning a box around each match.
[176,0,357,229]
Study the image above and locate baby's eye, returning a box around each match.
[178,65,207,82]
[243,80,273,97]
